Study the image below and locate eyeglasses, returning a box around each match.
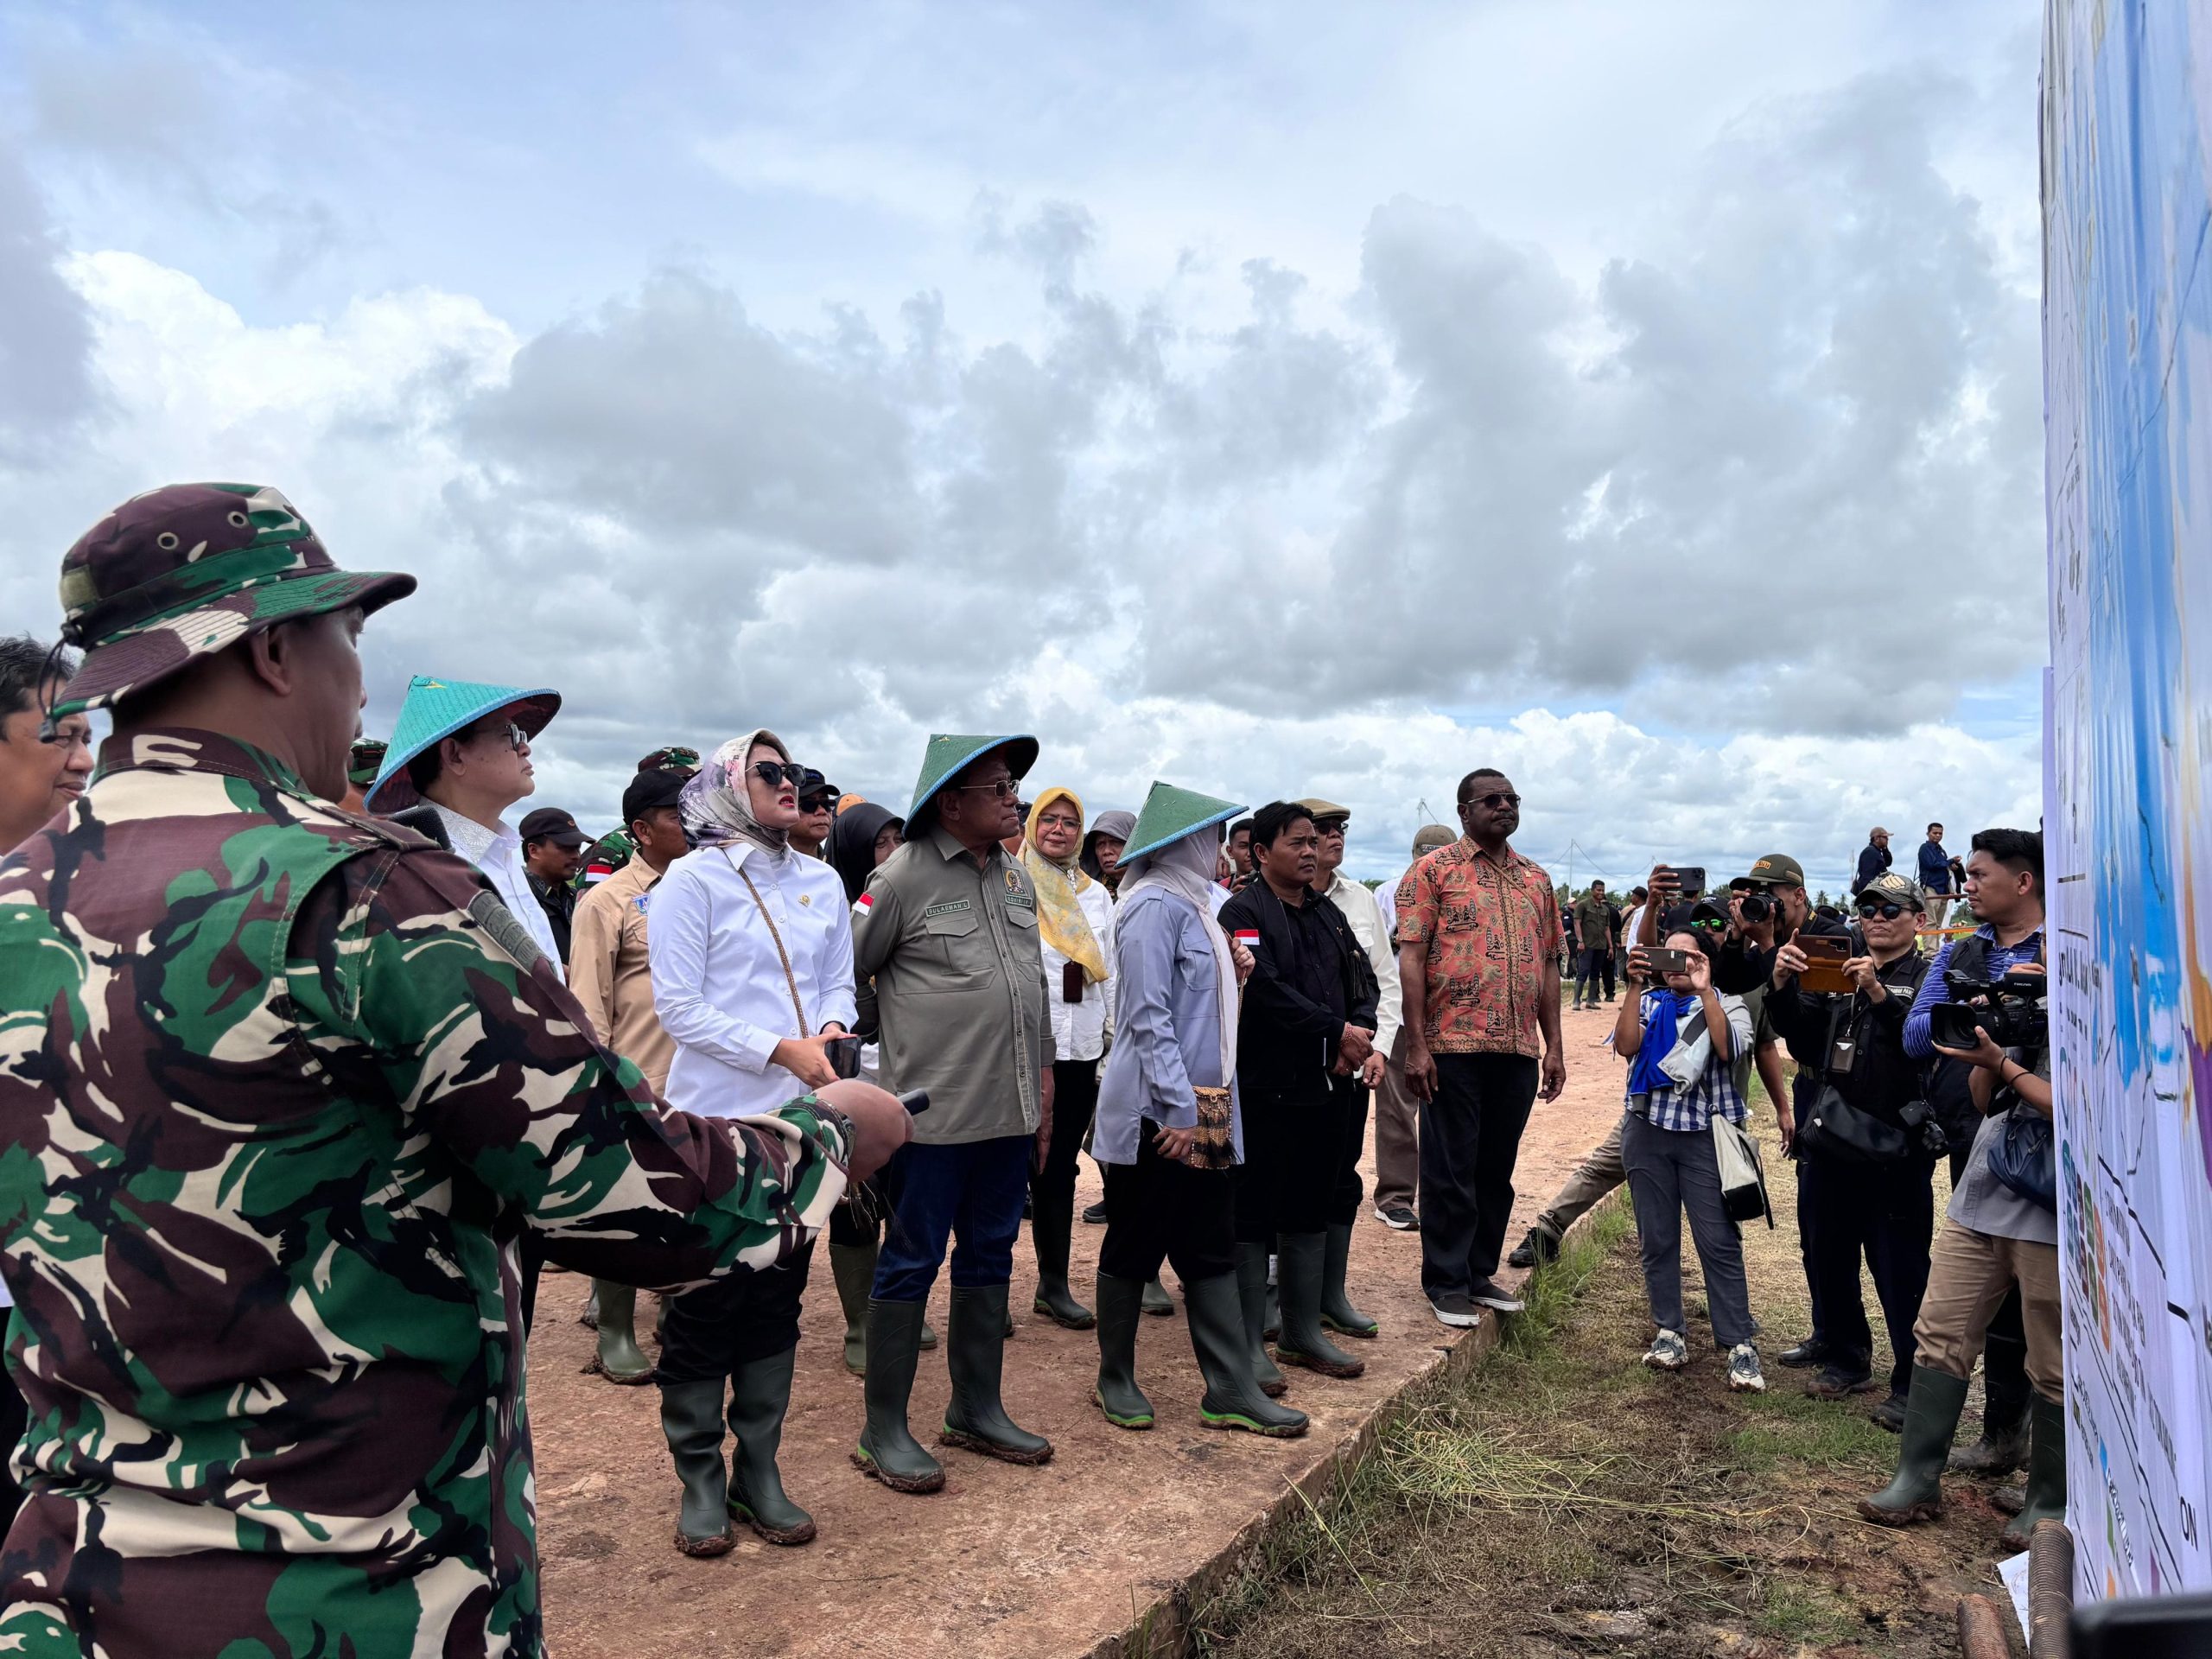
[466,721,529,753]
[1855,901,1912,920]
[750,761,808,787]
[1689,917,1726,931]
[798,793,836,812]
[956,778,1019,798]
[1466,792,1521,810]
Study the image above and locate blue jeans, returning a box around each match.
[872,1136,1033,1303]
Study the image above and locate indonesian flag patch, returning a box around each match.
[854,891,874,918]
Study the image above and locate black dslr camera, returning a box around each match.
[1933,965,2048,1051]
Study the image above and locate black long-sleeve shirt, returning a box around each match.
[1218,882,1377,1099]
[1767,947,1930,1131]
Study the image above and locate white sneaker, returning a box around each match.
[1726,1343,1767,1393]
[1643,1328,1689,1370]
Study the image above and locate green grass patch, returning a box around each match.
[1754,1578,1861,1645]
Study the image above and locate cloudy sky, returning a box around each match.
[0,1,2045,886]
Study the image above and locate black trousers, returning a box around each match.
[1234,1077,1352,1242]
[1802,1152,1936,1392]
[1100,1124,1237,1283]
[1328,1073,1369,1226]
[1792,1075,1827,1346]
[1573,949,1617,1003]
[1030,1058,1102,1253]
[828,1157,909,1249]
[655,1240,815,1384]
[1418,1052,1539,1299]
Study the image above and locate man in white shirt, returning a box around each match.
[1370,823,1457,1231]
[1300,799,1405,1336]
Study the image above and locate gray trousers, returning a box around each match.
[1372,1029,1421,1212]
[1535,1117,1626,1241]
[1621,1112,1756,1349]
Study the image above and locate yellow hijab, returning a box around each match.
[1022,785,1108,982]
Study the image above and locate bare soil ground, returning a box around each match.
[1197,1022,2026,1659]
[527,1001,1630,1657]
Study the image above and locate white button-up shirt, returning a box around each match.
[1039,879,1118,1063]
[1320,868,1402,1056]
[434,804,560,968]
[648,840,859,1120]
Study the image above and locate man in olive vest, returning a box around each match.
[0,482,909,1656]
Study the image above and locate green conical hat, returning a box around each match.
[906,733,1040,829]
[365,675,562,812]
[1118,781,1245,864]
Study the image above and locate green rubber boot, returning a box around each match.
[1319,1222,1379,1338]
[852,1299,944,1495]
[941,1285,1053,1465]
[727,1347,815,1546]
[591,1282,655,1384]
[1141,1276,1176,1317]
[1999,1394,2067,1551]
[1235,1243,1288,1397]
[658,1378,733,1556]
[1187,1273,1307,1437]
[1274,1232,1365,1379]
[827,1243,877,1376]
[1090,1274,1155,1429]
[1858,1364,1970,1527]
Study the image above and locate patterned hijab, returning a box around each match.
[1021,785,1107,982]
[680,729,795,855]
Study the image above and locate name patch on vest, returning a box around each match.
[1003,889,1036,911]
[922,899,973,920]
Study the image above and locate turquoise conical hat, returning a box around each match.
[906,733,1040,828]
[364,675,562,812]
[1118,781,1244,863]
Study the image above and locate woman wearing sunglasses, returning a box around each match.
[645,731,859,1554]
[1765,871,1939,1428]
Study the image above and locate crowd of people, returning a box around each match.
[0,483,2052,1654]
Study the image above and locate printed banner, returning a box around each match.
[2044,0,2212,1601]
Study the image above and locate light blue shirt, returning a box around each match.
[1093,887,1242,1166]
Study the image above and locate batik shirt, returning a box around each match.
[0,729,849,1658]
[1395,838,1562,1057]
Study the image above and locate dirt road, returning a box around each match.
[531,1001,1640,1658]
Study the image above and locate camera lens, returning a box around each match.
[1740,892,1772,923]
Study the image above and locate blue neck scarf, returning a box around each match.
[1627,990,1699,1097]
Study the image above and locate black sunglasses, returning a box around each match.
[1855,900,1913,921]
[798,791,836,811]
[1466,791,1521,810]
[750,761,807,787]
[464,721,529,753]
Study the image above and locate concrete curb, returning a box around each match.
[1083,1200,1622,1658]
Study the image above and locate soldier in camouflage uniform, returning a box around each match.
[0,484,908,1657]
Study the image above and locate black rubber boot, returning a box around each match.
[1187,1274,1307,1437]
[1091,1274,1154,1429]
[1858,1364,1969,1527]
[1319,1222,1379,1338]
[1948,1321,2032,1475]
[827,1243,877,1376]
[1274,1232,1365,1379]
[852,1299,944,1495]
[658,1378,734,1556]
[1234,1243,1288,1396]
[1999,1394,2066,1550]
[592,1282,655,1384]
[940,1285,1054,1465]
[1141,1276,1176,1317]
[726,1347,815,1546]
[1263,1279,1281,1341]
[579,1281,600,1328]
[1031,1189,1095,1329]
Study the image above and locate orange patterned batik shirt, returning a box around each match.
[1395,838,1562,1058]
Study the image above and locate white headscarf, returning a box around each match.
[680,729,794,855]
[1119,826,1239,1085]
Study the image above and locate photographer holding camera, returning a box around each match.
[1860,828,2057,1550]
[1765,872,1940,1426]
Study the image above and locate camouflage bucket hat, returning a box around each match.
[347,738,388,789]
[49,483,416,719]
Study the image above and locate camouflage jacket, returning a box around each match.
[0,729,850,1657]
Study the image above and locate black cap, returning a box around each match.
[622,768,686,825]
[798,767,837,805]
[518,806,587,848]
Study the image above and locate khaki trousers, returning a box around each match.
[1910,1217,2063,1402]
[1535,1116,1627,1241]
[1372,1029,1421,1213]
